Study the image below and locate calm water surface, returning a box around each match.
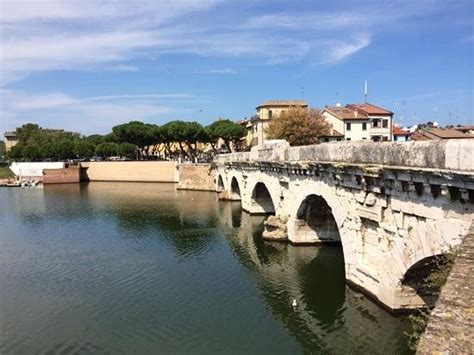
[0,183,411,354]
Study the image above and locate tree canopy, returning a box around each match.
[207,119,246,151]
[265,107,330,146]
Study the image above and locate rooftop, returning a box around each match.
[421,127,473,139]
[324,106,369,120]
[393,126,410,136]
[4,131,17,138]
[347,103,393,116]
[256,99,307,109]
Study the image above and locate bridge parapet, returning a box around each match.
[218,139,474,172]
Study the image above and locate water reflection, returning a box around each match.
[0,183,410,354]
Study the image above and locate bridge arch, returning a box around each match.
[249,181,276,214]
[230,176,241,201]
[294,194,341,244]
[401,253,452,307]
[217,174,225,192]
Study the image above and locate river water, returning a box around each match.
[0,183,411,354]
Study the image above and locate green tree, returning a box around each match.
[74,141,95,159]
[8,145,23,160]
[40,143,56,159]
[0,141,4,160]
[54,139,75,160]
[85,134,105,146]
[117,142,136,157]
[111,121,157,157]
[207,119,246,152]
[265,107,330,146]
[22,144,41,161]
[96,142,118,157]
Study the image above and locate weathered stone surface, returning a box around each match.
[216,139,474,311]
[417,223,474,354]
[262,215,288,241]
[177,164,215,191]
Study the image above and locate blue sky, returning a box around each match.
[1,0,473,135]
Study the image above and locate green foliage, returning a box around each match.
[118,142,136,157]
[96,142,118,157]
[22,145,41,161]
[112,121,156,147]
[206,119,246,151]
[0,166,14,179]
[405,308,430,351]
[8,145,23,160]
[74,141,96,159]
[55,139,75,160]
[85,134,105,146]
[40,143,56,159]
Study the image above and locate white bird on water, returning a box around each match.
[291,299,297,308]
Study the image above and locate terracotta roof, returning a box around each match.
[4,131,17,138]
[421,127,473,139]
[393,126,410,136]
[256,99,307,109]
[324,106,369,120]
[410,132,431,141]
[320,129,344,137]
[346,103,393,115]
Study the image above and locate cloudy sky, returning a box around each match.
[0,0,473,134]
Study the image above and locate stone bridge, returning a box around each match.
[215,140,474,311]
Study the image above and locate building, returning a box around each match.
[321,102,393,142]
[411,127,474,141]
[453,125,474,136]
[393,126,410,142]
[251,100,308,146]
[4,132,19,152]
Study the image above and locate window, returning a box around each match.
[362,137,367,140]
[346,138,351,141]
[383,119,388,128]
[346,122,351,131]
[371,119,380,128]
[362,122,367,131]
[268,110,272,119]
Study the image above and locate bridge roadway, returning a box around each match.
[215,140,474,311]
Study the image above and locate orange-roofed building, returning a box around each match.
[321,102,393,142]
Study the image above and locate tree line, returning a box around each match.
[6,119,247,162]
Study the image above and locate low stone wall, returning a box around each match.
[81,161,178,182]
[177,164,215,191]
[217,139,474,171]
[43,167,81,184]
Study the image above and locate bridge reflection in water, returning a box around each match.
[217,201,411,354]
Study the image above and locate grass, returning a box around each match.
[0,166,15,179]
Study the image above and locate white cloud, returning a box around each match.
[0,90,193,134]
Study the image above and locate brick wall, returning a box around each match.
[177,164,215,191]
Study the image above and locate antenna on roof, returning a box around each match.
[364,80,368,103]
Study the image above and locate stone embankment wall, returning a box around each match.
[80,161,178,182]
[43,167,81,184]
[177,164,215,191]
[10,162,65,180]
[218,139,474,171]
[417,222,474,354]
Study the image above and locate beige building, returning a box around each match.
[321,103,393,142]
[4,132,19,152]
[250,100,308,146]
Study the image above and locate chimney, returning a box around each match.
[354,110,358,118]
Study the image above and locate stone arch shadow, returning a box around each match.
[216,174,225,192]
[246,181,277,215]
[230,176,242,201]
